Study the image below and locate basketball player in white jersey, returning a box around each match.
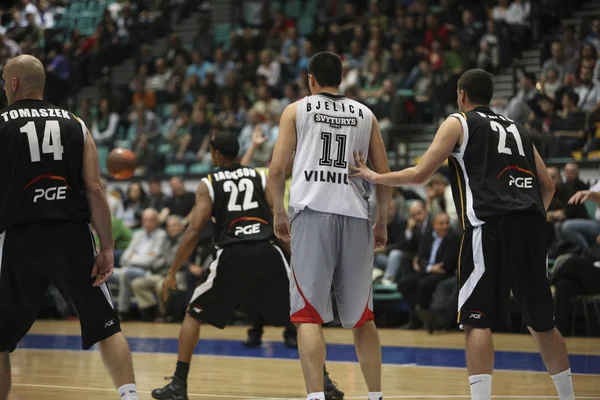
[268,51,393,400]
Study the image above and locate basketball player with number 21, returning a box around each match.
[268,51,393,400]
[349,69,576,400]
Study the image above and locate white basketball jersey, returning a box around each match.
[289,93,373,220]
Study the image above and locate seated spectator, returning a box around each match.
[542,41,576,84]
[372,199,407,285]
[562,25,580,62]
[344,39,366,71]
[541,67,562,100]
[143,176,170,223]
[93,214,132,269]
[252,84,280,116]
[576,43,598,78]
[91,98,120,147]
[491,0,510,22]
[549,92,587,155]
[585,18,600,54]
[212,48,235,87]
[238,109,271,155]
[362,39,391,76]
[164,33,190,67]
[129,102,161,145]
[200,69,219,105]
[458,10,482,68]
[574,66,600,113]
[240,125,275,168]
[120,183,146,230]
[339,62,360,95]
[166,176,196,221]
[423,13,449,50]
[215,96,240,133]
[280,25,306,62]
[564,162,589,192]
[166,107,192,161]
[280,45,301,83]
[360,60,385,104]
[131,215,187,321]
[413,60,434,122]
[190,109,212,163]
[425,173,459,229]
[147,58,172,93]
[256,49,281,88]
[426,40,445,71]
[397,212,460,330]
[186,50,213,81]
[477,20,499,72]
[388,42,414,87]
[161,103,180,138]
[499,71,538,125]
[550,251,600,336]
[367,2,390,32]
[132,77,157,110]
[111,208,168,320]
[375,200,432,284]
[279,83,298,112]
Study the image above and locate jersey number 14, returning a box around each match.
[20,121,64,162]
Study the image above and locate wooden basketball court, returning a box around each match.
[8,321,600,399]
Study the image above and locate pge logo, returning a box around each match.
[33,186,67,202]
[234,223,261,236]
[469,310,485,320]
[508,175,533,189]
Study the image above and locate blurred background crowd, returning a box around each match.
[1,0,600,337]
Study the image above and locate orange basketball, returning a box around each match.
[107,148,136,180]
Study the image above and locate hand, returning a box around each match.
[430,263,445,274]
[349,152,380,183]
[569,190,593,205]
[188,264,203,277]
[407,218,416,231]
[162,270,177,302]
[413,258,420,272]
[251,127,268,146]
[91,249,114,287]
[274,211,291,242]
[554,209,567,221]
[373,223,387,252]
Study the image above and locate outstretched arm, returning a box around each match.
[351,116,463,186]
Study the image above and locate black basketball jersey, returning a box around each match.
[447,106,545,230]
[0,99,90,232]
[202,164,273,246]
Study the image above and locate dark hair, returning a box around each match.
[307,51,343,88]
[457,69,494,106]
[210,131,240,158]
[563,90,579,104]
[125,182,146,207]
[148,176,161,185]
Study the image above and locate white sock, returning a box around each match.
[307,392,325,400]
[117,383,138,400]
[552,368,575,400]
[368,391,383,400]
[469,374,492,400]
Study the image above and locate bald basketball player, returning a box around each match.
[0,55,139,399]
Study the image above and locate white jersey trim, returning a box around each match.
[190,249,223,300]
[449,113,468,158]
[458,226,485,311]
[0,231,5,284]
[74,114,87,144]
[201,177,214,203]
[258,169,267,190]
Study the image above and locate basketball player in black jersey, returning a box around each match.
[350,69,575,400]
[0,55,139,399]
[152,132,342,400]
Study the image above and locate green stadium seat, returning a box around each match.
[188,163,211,175]
[69,2,85,15]
[97,145,109,174]
[243,3,261,24]
[585,200,597,219]
[284,0,302,19]
[77,17,95,36]
[298,17,314,36]
[87,1,104,15]
[157,143,172,154]
[303,0,319,17]
[113,140,132,149]
[164,164,187,176]
[270,1,282,11]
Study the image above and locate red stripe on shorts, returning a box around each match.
[290,268,324,324]
[353,287,374,328]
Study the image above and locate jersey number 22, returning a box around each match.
[21,121,64,162]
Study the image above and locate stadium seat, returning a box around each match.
[97,145,109,174]
[164,164,186,175]
[298,17,315,36]
[585,201,596,219]
[213,23,232,43]
[157,143,172,154]
[571,294,600,336]
[77,17,95,36]
[68,2,85,15]
[303,0,319,17]
[188,163,211,175]
[113,140,132,149]
[284,0,302,19]
[588,151,600,160]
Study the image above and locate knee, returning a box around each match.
[130,278,144,293]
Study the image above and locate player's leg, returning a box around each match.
[290,210,337,400]
[336,216,381,399]
[152,248,240,399]
[512,214,574,400]
[57,222,137,400]
[458,225,502,400]
[0,352,9,400]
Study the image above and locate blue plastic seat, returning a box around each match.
[188,163,211,175]
[164,164,187,176]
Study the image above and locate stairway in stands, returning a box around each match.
[406,1,600,165]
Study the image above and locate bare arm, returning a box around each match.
[352,116,462,186]
[533,145,555,210]
[267,102,297,217]
[368,114,392,225]
[82,130,113,250]
[167,182,212,275]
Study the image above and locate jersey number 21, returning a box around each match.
[490,121,525,157]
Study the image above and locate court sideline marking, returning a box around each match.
[11,383,600,399]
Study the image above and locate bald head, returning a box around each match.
[409,200,427,225]
[3,55,45,105]
[141,208,159,233]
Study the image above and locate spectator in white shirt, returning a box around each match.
[505,0,531,26]
[91,98,120,147]
[542,67,562,100]
[491,0,510,23]
[147,58,172,92]
[574,66,600,113]
[256,49,281,87]
[110,208,168,319]
[20,0,42,26]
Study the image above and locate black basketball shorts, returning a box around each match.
[188,240,291,329]
[0,220,121,352]
[458,212,555,332]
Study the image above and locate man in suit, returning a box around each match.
[397,212,460,329]
[110,208,168,320]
